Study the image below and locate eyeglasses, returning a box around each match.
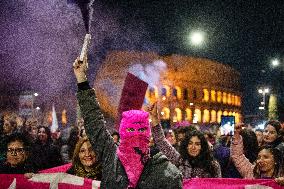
[7,148,25,155]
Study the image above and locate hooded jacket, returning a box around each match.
[77,87,182,189]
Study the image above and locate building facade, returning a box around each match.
[94,51,242,125]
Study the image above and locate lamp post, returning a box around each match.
[270,57,284,121]
[258,87,269,119]
[258,88,269,108]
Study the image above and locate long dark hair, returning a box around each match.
[240,129,258,163]
[180,130,218,176]
[36,126,52,145]
[253,146,283,178]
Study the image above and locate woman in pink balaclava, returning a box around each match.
[73,57,182,189]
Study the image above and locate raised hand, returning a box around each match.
[233,123,243,141]
[73,56,88,83]
[146,102,160,127]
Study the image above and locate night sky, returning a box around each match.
[0,0,283,117]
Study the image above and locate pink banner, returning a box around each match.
[0,174,98,189]
[183,178,281,189]
[0,174,282,189]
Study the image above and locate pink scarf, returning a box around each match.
[117,110,151,188]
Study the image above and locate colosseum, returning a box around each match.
[94,51,242,127]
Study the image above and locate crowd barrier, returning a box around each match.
[0,174,282,189]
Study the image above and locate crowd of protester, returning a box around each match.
[1,102,284,186]
[1,57,284,187]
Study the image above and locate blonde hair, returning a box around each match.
[71,137,102,179]
[72,137,91,166]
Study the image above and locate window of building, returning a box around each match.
[235,113,240,123]
[231,95,235,105]
[223,111,228,116]
[185,108,192,121]
[217,91,222,103]
[161,85,170,97]
[211,110,216,122]
[211,90,216,102]
[193,89,197,100]
[227,93,232,104]
[161,107,170,119]
[161,88,167,96]
[217,110,222,123]
[194,109,201,123]
[183,89,188,100]
[173,88,177,99]
[203,109,210,123]
[174,108,182,122]
[222,92,227,104]
[203,89,209,102]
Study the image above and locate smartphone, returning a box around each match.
[220,115,235,135]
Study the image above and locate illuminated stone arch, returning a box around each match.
[203,109,210,123]
[223,111,228,116]
[211,90,216,102]
[231,95,235,105]
[238,96,242,106]
[185,108,192,121]
[161,107,170,119]
[217,91,222,103]
[146,86,158,103]
[211,110,217,122]
[217,110,223,123]
[222,92,227,104]
[235,113,240,123]
[183,88,189,100]
[203,89,209,102]
[227,93,232,104]
[194,109,202,123]
[173,86,182,99]
[161,85,170,97]
[174,108,182,122]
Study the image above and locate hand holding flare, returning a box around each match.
[73,56,88,83]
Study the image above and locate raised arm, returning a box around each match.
[147,103,182,166]
[73,57,116,165]
[230,123,254,178]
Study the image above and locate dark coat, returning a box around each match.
[30,141,62,171]
[0,160,35,174]
[77,88,182,189]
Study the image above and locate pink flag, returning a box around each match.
[116,72,148,130]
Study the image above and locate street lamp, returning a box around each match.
[271,59,280,67]
[188,31,205,46]
[258,87,269,110]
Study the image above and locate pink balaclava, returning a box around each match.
[117,110,151,188]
